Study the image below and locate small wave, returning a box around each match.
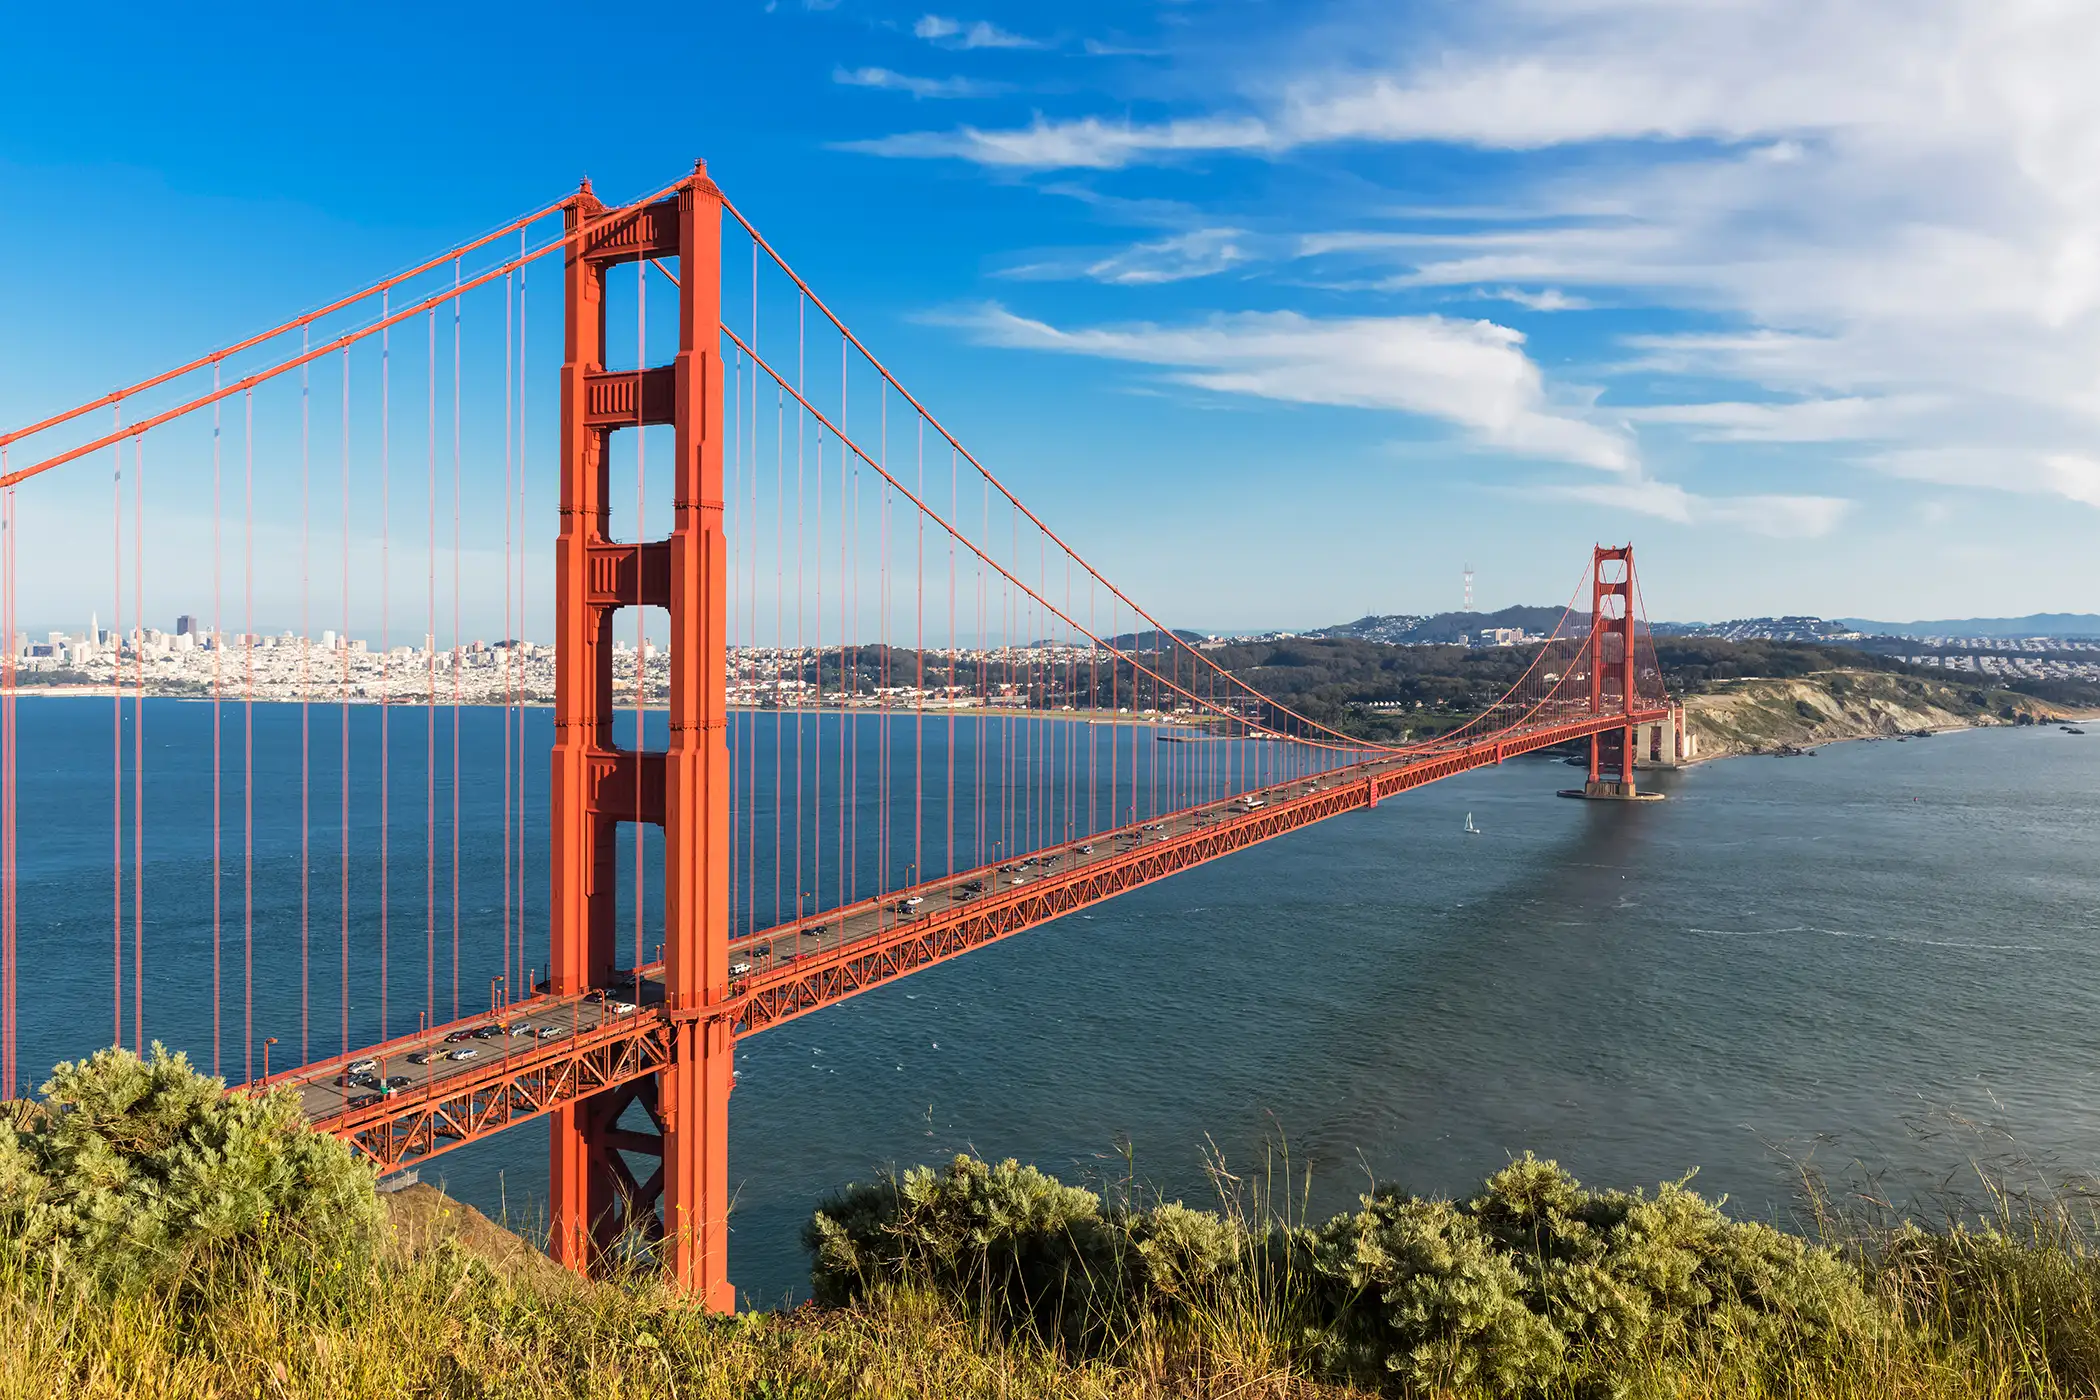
[1685,925,1808,937]
[1687,923,2045,953]
[1816,926,2047,953]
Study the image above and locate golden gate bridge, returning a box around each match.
[0,162,1675,1309]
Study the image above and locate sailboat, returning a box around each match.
[1464,812,1481,835]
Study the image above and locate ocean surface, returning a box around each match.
[13,698,2100,1303]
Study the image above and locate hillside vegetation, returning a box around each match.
[12,1049,2100,1397]
[1681,670,2087,757]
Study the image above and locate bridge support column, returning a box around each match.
[1568,546,1663,802]
[549,165,734,1307]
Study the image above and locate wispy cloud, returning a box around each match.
[1082,38,1165,58]
[843,114,1268,167]
[1485,287,1590,312]
[1548,480,1851,538]
[913,14,1043,50]
[1084,229,1252,284]
[1868,449,2100,509]
[832,66,1003,99]
[932,303,1635,472]
[1624,397,1922,444]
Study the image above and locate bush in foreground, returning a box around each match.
[809,1152,1883,1395]
[5,1056,2100,1398]
[0,1043,379,1294]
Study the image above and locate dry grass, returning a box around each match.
[11,1161,2100,1399]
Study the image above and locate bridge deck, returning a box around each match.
[279,708,1667,1171]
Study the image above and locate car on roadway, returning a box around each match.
[443,1029,477,1043]
[449,1048,480,1061]
[406,1052,437,1066]
[753,943,771,956]
[730,961,752,977]
[607,1001,638,1016]
[961,879,987,893]
[348,1093,384,1110]
[348,1058,379,1074]
[536,1025,567,1039]
[1008,876,1028,886]
[776,953,798,966]
[1073,844,1093,854]
[384,1075,411,1089]
[470,1024,506,1040]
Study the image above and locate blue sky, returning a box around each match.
[3,0,2095,632]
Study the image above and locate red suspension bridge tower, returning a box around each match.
[547,166,733,1305]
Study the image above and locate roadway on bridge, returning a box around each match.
[284,719,1633,1126]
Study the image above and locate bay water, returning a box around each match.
[12,698,2099,1302]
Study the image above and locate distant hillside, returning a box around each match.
[1839,613,2100,639]
[1102,627,1207,651]
[1307,605,1581,645]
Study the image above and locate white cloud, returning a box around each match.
[1625,397,1924,443]
[1549,480,1850,538]
[913,14,1042,50]
[1869,448,2100,509]
[843,114,1267,167]
[1486,287,1590,312]
[832,66,1002,99]
[866,0,2100,527]
[935,303,1635,471]
[1084,229,1251,284]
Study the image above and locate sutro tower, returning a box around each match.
[1463,564,1474,613]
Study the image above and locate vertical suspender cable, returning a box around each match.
[243,389,254,1083]
[946,444,955,879]
[1,476,11,1091]
[340,350,351,1060]
[776,367,785,927]
[515,241,529,990]
[129,441,142,1053]
[1,477,12,1090]
[451,260,462,1022]
[427,307,438,1027]
[729,347,741,933]
[301,330,311,1064]
[211,372,223,1076]
[914,416,923,893]
[634,262,646,982]
[748,253,760,937]
[795,298,805,927]
[111,415,123,1047]
[502,269,514,1001]
[380,295,392,1043]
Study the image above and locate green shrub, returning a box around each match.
[811,1152,1883,1396]
[806,1155,1123,1346]
[1301,1188,1562,1393]
[0,1043,379,1295]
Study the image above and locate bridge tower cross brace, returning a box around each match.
[548,164,735,1309]
[1586,545,1638,789]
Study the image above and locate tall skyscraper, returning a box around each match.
[176,614,198,637]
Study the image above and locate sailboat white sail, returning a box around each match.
[1464,812,1480,834]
